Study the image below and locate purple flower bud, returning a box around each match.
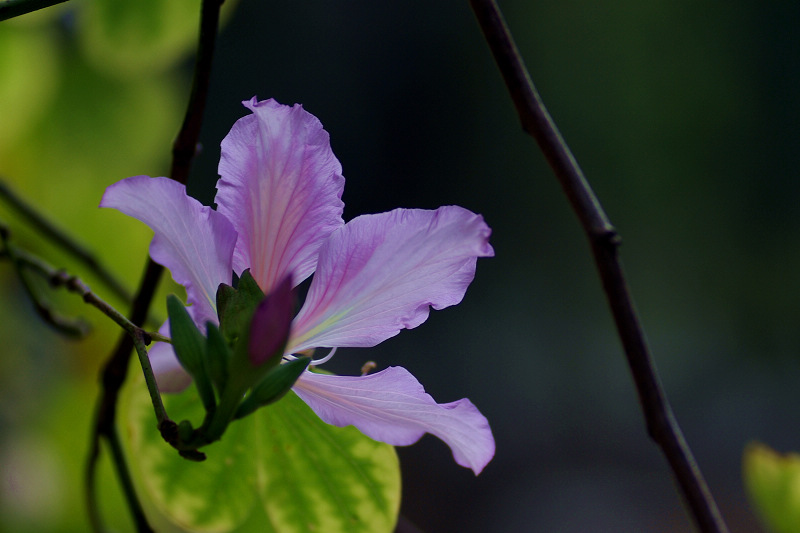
[248,274,293,366]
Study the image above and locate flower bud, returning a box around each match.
[248,274,294,367]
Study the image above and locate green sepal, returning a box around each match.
[216,269,264,346]
[166,294,205,376]
[205,322,230,393]
[234,357,311,420]
[166,295,215,413]
[215,283,236,328]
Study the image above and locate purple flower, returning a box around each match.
[101,97,495,474]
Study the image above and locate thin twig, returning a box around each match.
[85,0,224,530]
[4,224,171,413]
[129,328,171,425]
[468,1,729,532]
[0,179,132,304]
[0,0,68,21]
[1,229,90,337]
[1,227,166,342]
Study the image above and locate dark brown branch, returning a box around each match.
[170,0,225,186]
[0,0,68,22]
[85,0,224,530]
[469,1,728,532]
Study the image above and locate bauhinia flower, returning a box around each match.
[101,97,495,474]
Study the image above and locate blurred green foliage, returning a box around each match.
[0,0,219,530]
[744,443,800,533]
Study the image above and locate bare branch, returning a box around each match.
[0,178,132,305]
[469,1,729,532]
[0,0,69,22]
[1,222,90,337]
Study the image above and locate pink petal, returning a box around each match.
[215,97,345,294]
[292,367,495,474]
[288,207,494,352]
[101,176,235,324]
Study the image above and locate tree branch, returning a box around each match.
[0,224,167,343]
[0,178,132,305]
[1,223,90,337]
[469,1,729,532]
[85,0,224,530]
[0,0,68,21]
[170,0,225,186]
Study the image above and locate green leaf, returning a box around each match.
[234,358,311,420]
[744,442,800,533]
[167,295,215,412]
[124,375,401,533]
[167,295,205,376]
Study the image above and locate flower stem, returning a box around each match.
[200,378,244,444]
[130,329,171,424]
[1,221,173,439]
[469,1,729,532]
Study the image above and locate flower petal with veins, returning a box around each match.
[293,367,495,474]
[101,175,235,325]
[216,97,345,294]
[288,206,494,353]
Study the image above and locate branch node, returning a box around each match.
[158,419,179,445]
[596,228,622,248]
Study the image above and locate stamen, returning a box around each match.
[310,347,337,366]
[360,361,377,376]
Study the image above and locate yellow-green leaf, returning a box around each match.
[123,374,401,532]
[743,442,800,533]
